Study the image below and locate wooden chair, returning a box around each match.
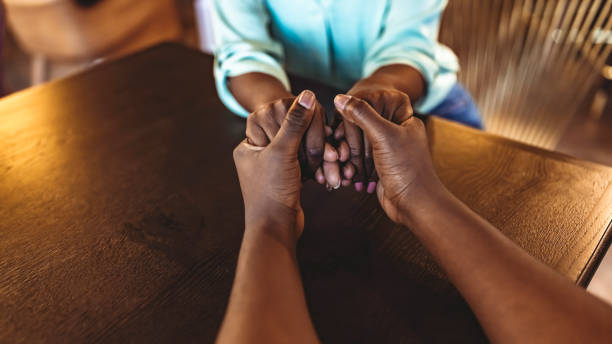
[440,0,612,149]
[4,0,182,84]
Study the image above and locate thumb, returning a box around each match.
[334,94,392,142]
[270,90,316,153]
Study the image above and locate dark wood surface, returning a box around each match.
[1,43,611,343]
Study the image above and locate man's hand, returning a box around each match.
[246,96,343,189]
[334,86,414,193]
[234,91,319,244]
[334,94,438,227]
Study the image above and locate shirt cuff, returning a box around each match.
[214,55,291,118]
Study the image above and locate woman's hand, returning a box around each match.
[246,95,343,189]
[234,91,319,244]
[334,86,414,193]
[334,94,440,227]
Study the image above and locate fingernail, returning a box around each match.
[354,182,363,192]
[324,146,338,162]
[325,126,333,136]
[334,94,350,110]
[334,181,341,190]
[298,90,315,110]
[343,167,354,179]
[342,180,351,187]
[367,182,377,194]
[316,174,325,184]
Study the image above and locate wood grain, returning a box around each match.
[1,43,611,343]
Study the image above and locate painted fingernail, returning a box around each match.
[354,182,364,192]
[367,182,377,194]
[334,94,350,110]
[325,126,333,136]
[298,90,315,110]
[342,179,351,187]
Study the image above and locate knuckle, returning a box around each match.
[307,146,324,158]
[372,92,384,103]
[402,117,423,131]
[264,106,276,120]
[246,119,259,134]
[253,103,271,116]
[412,116,425,128]
[273,100,286,114]
[246,113,257,126]
[232,145,244,161]
[262,112,279,128]
[400,94,413,109]
[248,111,266,127]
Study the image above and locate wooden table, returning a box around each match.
[1,43,611,343]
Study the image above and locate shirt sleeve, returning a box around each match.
[363,0,453,112]
[210,0,291,117]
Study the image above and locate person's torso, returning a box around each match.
[264,0,457,90]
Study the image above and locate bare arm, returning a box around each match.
[349,64,425,104]
[406,185,612,343]
[217,219,318,344]
[228,73,293,113]
[219,91,321,344]
[334,94,612,344]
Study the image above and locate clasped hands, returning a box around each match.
[245,86,414,193]
[234,89,440,245]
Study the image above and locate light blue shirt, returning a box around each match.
[210,0,459,117]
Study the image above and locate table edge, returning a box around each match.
[430,117,612,173]
[4,42,611,287]
[0,42,203,113]
[577,215,612,287]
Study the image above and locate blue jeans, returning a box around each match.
[428,83,483,129]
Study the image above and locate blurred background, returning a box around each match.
[1,0,611,303]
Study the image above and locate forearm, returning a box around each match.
[351,64,425,103]
[217,221,318,344]
[402,184,612,343]
[228,73,293,113]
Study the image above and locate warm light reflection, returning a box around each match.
[0,87,73,191]
[603,65,612,80]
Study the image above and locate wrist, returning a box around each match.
[244,204,301,249]
[252,91,294,112]
[397,177,454,228]
[353,65,425,102]
[349,76,393,94]
[228,73,294,112]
